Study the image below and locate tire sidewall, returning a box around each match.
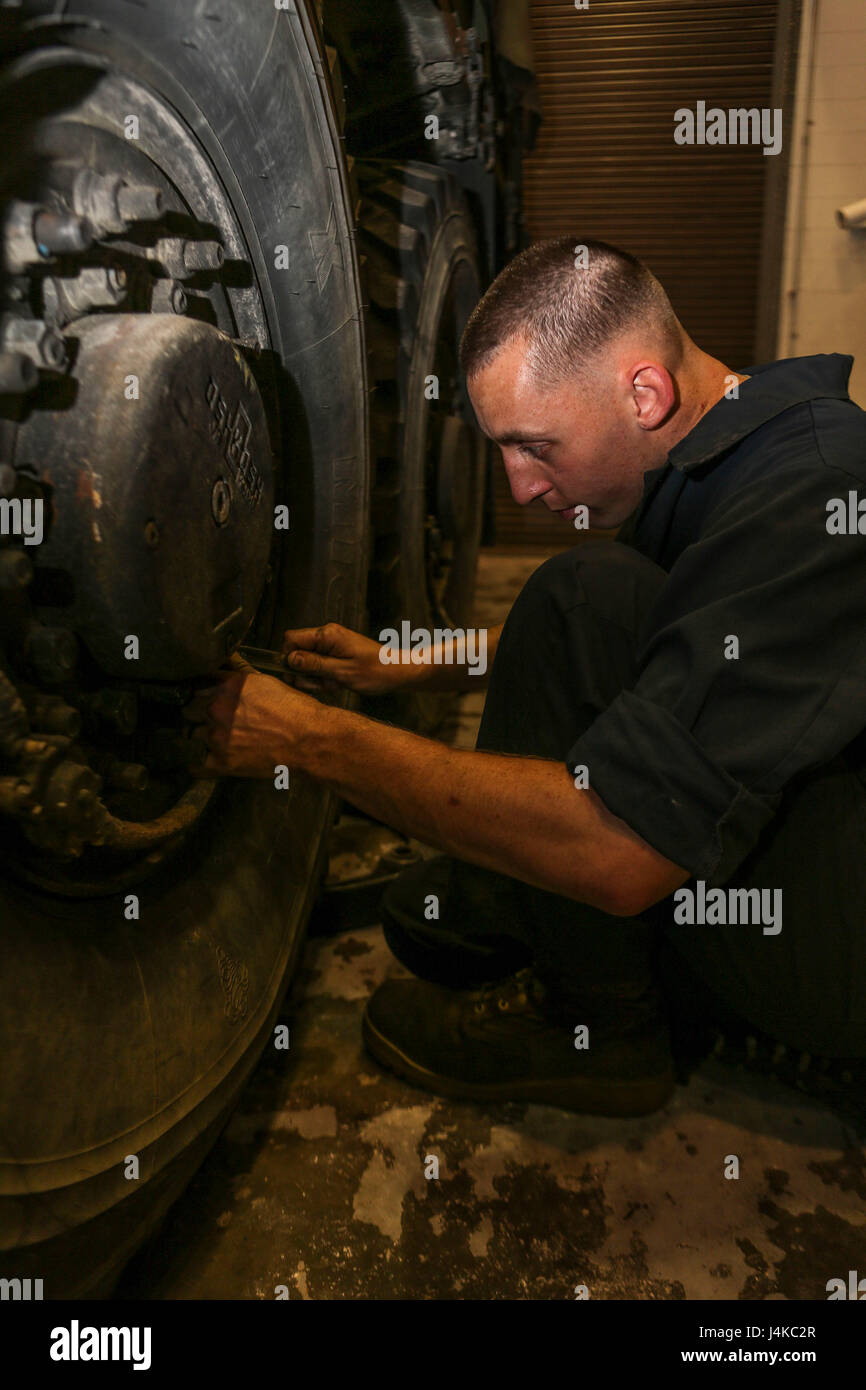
[0,0,368,1287]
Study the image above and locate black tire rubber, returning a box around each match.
[0,0,368,1297]
[358,159,486,732]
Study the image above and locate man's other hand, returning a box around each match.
[282,623,396,695]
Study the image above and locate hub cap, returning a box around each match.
[16,314,274,679]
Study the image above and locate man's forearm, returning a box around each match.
[295,700,684,915]
[394,624,503,693]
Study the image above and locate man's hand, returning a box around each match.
[282,623,396,695]
[184,655,323,778]
[283,621,503,694]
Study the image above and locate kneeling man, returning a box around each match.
[188,237,866,1117]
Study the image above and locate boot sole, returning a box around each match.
[362,1011,675,1118]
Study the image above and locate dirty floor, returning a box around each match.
[115,551,866,1301]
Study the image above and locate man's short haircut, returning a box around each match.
[459,236,681,387]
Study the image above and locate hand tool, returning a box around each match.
[237,645,296,680]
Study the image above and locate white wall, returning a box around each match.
[778,0,866,404]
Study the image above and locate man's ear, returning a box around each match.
[630,363,676,430]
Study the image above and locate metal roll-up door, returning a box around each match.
[493,0,782,549]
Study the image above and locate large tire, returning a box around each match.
[0,0,368,1297]
[358,160,486,732]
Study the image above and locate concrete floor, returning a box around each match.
[115,552,866,1301]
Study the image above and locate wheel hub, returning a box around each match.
[15,313,274,680]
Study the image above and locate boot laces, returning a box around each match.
[711,1030,863,1088]
[473,967,544,1015]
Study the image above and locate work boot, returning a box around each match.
[363,965,675,1117]
[705,1028,866,1136]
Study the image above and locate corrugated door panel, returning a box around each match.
[493,0,779,549]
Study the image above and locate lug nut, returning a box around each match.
[151,279,187,314]
[116,182,164,223]
[0,776,35,815]
[27,625,78,684]
[0,350,39,394]
[183,239,224,273]
[53,265,127,314]
[0,316,68,371]
[3,200,92,273]
[32,209,93,258]
[83,687,138,736]
[106,760,149,792]
[25,693,80,737]
[0,549,33,590]
[72,170,164,237]
[150,237,224,280]
[42,759,102,820]
[41,330,67,369]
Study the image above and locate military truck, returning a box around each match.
[0,0,534,1296]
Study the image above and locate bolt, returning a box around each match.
[0,549,33,590]
[170,283,187,314]
[144,520,160,548]
[211,478,232,526]
[32,209,93,258]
